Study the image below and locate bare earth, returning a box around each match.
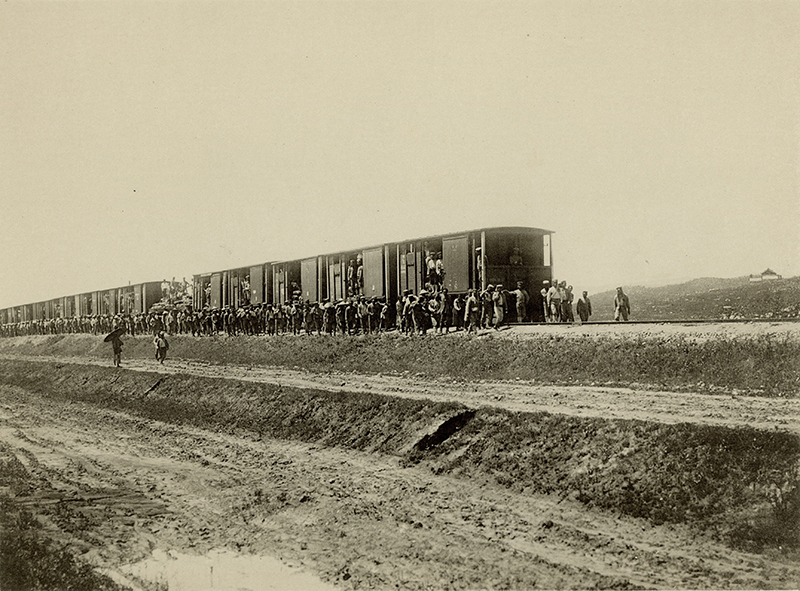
[1,382,798,590]
[511,320,800,342]
[1,346,799,589]
[4,352,800,435]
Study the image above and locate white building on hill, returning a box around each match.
[749,269,782,282]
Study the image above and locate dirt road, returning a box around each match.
[3,353,799,435]
[1,364,799,589]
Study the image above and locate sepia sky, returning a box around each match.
[1,1,798,308]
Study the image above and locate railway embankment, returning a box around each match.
[0,329,799,396]
[0,356,797,552]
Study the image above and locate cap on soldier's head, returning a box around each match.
[543,280,550,284]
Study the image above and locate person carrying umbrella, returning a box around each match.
[104,327,125,367]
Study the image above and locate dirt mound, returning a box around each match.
[1,358,797,552]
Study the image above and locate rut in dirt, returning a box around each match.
[1,357,798,553]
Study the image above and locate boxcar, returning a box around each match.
[396,226,552,298]
[193,266,271,310]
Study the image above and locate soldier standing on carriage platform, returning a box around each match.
[513,282,529,323]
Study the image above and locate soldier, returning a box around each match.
[379,299,390,332]
[275,303,285,334]
[452,293,464,331]
[402,294,415,335]
[314,302,325,334]
[614,287,631,321]
[513,282,529,323]
[558,282,571,323]
[167,310,177,335]
[356,255,364,297]
[125,314,136,337]
[395,297,404,332]
[480,285,494,329]
[562,283,575,323]
[304,302,317,335]
[347,261,356,296]
[402,293,415,335]
[425,251,436,290]
[358,297,369,334]
[540,280,550,322]
[435,253,445,290]
[371,298,381,332]
[492,284,506,329]
[464,289,479,333]
[547,280,561,322]
[336,300,347,335]
[576,291,592,323]
[412,292,427,335]
[153,331,169,364]
[437,289,451,334]
[322,300,335,335]
[366,298,377,334]
[107,330,123,367]
[427,292,441,333]
[346,300,358,335]
[289,301,300,335]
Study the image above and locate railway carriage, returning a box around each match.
[190,226,553,320]
[194,266,272,310]
[395,227,552,297]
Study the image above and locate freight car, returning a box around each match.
[192,226,553,319]
[0,281,163,326]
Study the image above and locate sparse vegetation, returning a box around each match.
[2,330,798,397]
[590,276,800,321]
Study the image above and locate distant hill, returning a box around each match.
[585,276,800,321]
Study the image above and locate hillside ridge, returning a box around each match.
[585,275,800,321]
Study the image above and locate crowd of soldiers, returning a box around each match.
[0,283,632,339]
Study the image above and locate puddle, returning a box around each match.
[120,548,334,591]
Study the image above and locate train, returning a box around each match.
[1,226,553,325]
[0,282,165,326]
